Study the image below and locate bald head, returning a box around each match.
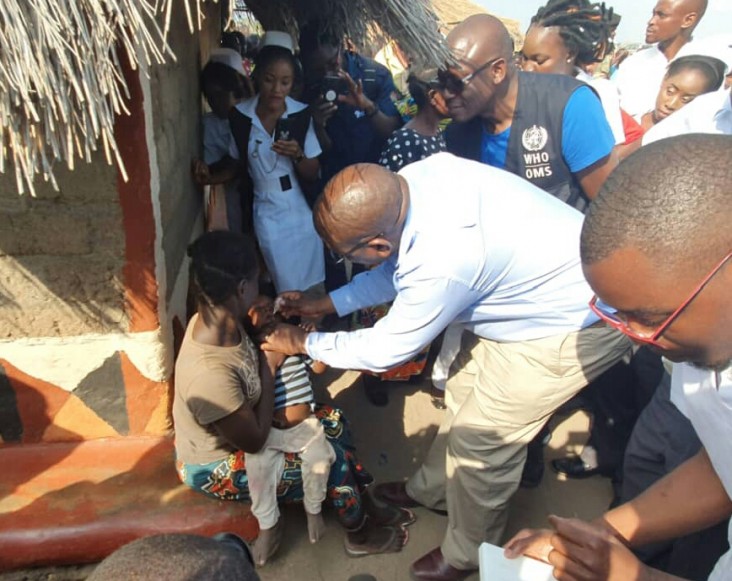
[447,14,515,66]
[314,164,406,250]
[581,134,731,278]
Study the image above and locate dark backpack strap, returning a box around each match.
[228,107,253,166]
[227,107,255,234]
[288,108,312,151]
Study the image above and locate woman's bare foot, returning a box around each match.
[344,522,408,557]
[306,510,326,543]
[253,517,284,566]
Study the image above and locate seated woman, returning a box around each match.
[173,231,413,566]
[640,55,725,132]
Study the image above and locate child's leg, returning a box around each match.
[299,425,336,516]
[301,425,335,542]
[279,417,336,542]
[244,444,285,531]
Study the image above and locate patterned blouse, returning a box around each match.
[378,127,447,172]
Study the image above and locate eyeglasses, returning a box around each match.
[329,232,384,265]
[437,57,502,95]
[589,251,731,348]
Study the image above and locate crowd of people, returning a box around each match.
[165,1,732,579]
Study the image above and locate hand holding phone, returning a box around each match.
[322,75,349,103]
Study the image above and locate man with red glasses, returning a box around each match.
[440,14,618,215]
[505,134,732,581]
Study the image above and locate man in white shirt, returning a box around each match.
[263,153,630,580]
[613,0,707,119]
[505,134,732,581]
[644,85,732,143]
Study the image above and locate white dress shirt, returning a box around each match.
[670,363,732,581]
[305,153,599,371]
[643,89,732,143]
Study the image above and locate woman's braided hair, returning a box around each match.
[531,0,619,66]
[187,231,258,307]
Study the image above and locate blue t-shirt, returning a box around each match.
[480,85,613,172]
[320,52,401,182]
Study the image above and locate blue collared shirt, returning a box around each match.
[305,153,599,371]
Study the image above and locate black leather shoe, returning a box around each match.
[552,456,601,479]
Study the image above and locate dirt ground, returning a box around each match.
[1,368,612,581]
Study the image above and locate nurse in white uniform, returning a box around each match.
[229,32,325,294]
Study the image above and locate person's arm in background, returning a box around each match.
[310,96,336,153]
[561,85,618,199]
[602,448,732,547]
[505,448,732,580]
[339,56,401,139]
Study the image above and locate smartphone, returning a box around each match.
[274,117,293,142]
[322,75,348,103]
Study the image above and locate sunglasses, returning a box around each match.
[437,57,502,95]
[589,251,731,348]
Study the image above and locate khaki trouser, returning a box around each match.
[246,416,336,529]
[406,324,631,569]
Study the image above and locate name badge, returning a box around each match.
[280,175,292,191]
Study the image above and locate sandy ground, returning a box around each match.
[1,368,612,581]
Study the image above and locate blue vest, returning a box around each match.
[446,72,591,214]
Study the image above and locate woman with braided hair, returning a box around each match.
[521,0,644,159]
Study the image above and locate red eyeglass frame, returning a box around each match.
[589,251,731,348]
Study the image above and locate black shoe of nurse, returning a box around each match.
[551,456,601,479]
[362,374,389,407]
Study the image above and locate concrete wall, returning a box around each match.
[0,5,220,445]
[0,153,126,338]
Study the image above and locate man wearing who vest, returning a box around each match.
[441,14,618,215]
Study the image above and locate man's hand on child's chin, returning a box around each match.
[260,322,308,356]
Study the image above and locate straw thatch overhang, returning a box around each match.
[1,0,448,196]
[431,0,524,48]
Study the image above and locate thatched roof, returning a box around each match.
[430,0,524,48]
[1,0,448,196]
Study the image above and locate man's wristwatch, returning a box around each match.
[294,152,305,164]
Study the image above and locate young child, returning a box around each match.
[244,295,335,565]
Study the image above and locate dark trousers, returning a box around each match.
[621,370,730,580]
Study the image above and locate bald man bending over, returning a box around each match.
[440,14,618,214]
[263,153,630,580]
[614,0,708,119]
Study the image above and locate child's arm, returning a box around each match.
[310,360,327,374]
[192,157,238,186]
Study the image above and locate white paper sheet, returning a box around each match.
[479,542,555,581]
